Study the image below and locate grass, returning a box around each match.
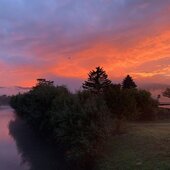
[97,121,170,170]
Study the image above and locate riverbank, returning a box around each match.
[97,121,170,170]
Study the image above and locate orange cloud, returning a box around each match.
[42,30,170,84]
[1,0,170,88]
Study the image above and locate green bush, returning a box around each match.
[10,81,112,167]
[103,86,158,121]
[10,79,158,168]
[104,86,138,120]
[49,91,112,163]
[135,90,158,120]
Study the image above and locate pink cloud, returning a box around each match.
[0,0,170,88]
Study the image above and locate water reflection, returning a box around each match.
[9,116,68,170]
[0,106,28,170]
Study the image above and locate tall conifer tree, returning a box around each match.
[83,66,112,93]
[122,75,137,89]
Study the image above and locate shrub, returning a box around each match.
[10,81,112,168]
[49,91,112,165]
[135,90,158,120]
[104,86,139,120]
[10,78,158,168]
[103,86,158,121]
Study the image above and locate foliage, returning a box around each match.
[35,78,54,88]
[10,75,158,168]
[82,66,112,93]
[104,86,158,121]
[49,91,112,164]
[122,75,137,89]
[10,79,68,132]
[10,79,112,168]
[163,88,170,98]
[135,90,158,120]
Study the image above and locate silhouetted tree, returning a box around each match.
[163,88,170,98]
[34,79,54,88]
[122,75,137,89]
[82,66,112,93]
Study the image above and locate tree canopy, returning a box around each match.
[122,75,137,89]
[10,71,158,168]
[82,66,112,93]
[163,88,170,98]
[36,78,54,87]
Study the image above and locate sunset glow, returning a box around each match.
[0,0,170,89]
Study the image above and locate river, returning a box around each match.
[0,106,67,170]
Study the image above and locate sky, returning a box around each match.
[0,0,170,90]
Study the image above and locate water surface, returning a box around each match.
[0,106,67,170]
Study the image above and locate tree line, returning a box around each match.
[10,66,158,169]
